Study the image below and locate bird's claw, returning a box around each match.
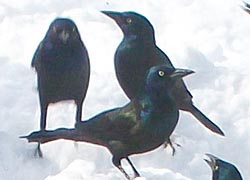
[163,139,181,156]
[34,143,43,158]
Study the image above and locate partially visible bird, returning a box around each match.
[31,18,90,157]
[242,1,250,14]
[22,65,194,180]
[101,11,224,136]
[205,153,243,180]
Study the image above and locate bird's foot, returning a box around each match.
[118,166,133,180]
[163,139,181,156]
[34,130,47,158]
[34,143,43,158]
[20,130,48,158]
[126,157,141,178]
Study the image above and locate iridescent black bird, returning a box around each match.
[22,65,193,180]
[101,11,224,136]
[31,18,90,157]
[205,153,243,180]
[242,1,250,14]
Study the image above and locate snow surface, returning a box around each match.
[0,0,250,179]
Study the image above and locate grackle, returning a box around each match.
[22,65,193,180]
[31,18,90,157]
[205,153,243,180]
[101,11,224,136]
[242,1,250,14]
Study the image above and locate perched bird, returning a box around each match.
[205,153,243,180]
[22,65,193,180]
[242,1,250,14]
[31,18,90,157]
[101,11,224,136]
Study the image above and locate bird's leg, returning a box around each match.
[163,138,175,156]
[40,104,48,131]
[118,165,132,180]
[75,100,83,123]
[126,157,140,178]
[35,104,48,158]
[74,100,83,148]
[113,157,132,180]
[35,143,43,158]
[163,138,181,156]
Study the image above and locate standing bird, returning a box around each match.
[101,11,224,136]
[22,65,193,179]
[31,18,90,157]
[205,153,243,180]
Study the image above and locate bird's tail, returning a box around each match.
[188,104,225,136]
[20,128,81,144]
[20,122,104,146]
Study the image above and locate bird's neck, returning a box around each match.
[140,89,177,116]
[138,92,178,138]
[44,37,81,50]
[124,33,156,46]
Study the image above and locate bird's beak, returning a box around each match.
[170,68,194,78]
[204,153,219,171]
[59,30,70,44]
[101,11,123,23]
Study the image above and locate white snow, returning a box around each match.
[0,0,249,179]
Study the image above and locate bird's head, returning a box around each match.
[204,153,243,180]
[102,11,155,40]
[242,1,250,14]
[145,65,194,101]
[46,18,81,44]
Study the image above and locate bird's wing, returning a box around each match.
[31,42,43,70]
[156,46,193,99]
[81,101,142,140]
[155,46,174,68]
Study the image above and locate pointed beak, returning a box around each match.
[101,11,123,23]
[59,30,70,44]
[204,153,219,171]
[170,68,195,78]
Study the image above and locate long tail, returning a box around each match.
[188,105,225,136]
[20,128,82,144]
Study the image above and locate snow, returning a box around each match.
[0,0,249,179]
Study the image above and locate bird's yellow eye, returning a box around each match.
[158,70,165,77]
[53,26,57,33]
[214,165,219,171]
[126,18,132,24]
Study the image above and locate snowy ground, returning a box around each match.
[0,0,250,179]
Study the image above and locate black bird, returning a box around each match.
[205,153,243,180]
[22,65,193,180]
[31,18,90,157]
[242,1,250,14]
[101,11,224,136]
